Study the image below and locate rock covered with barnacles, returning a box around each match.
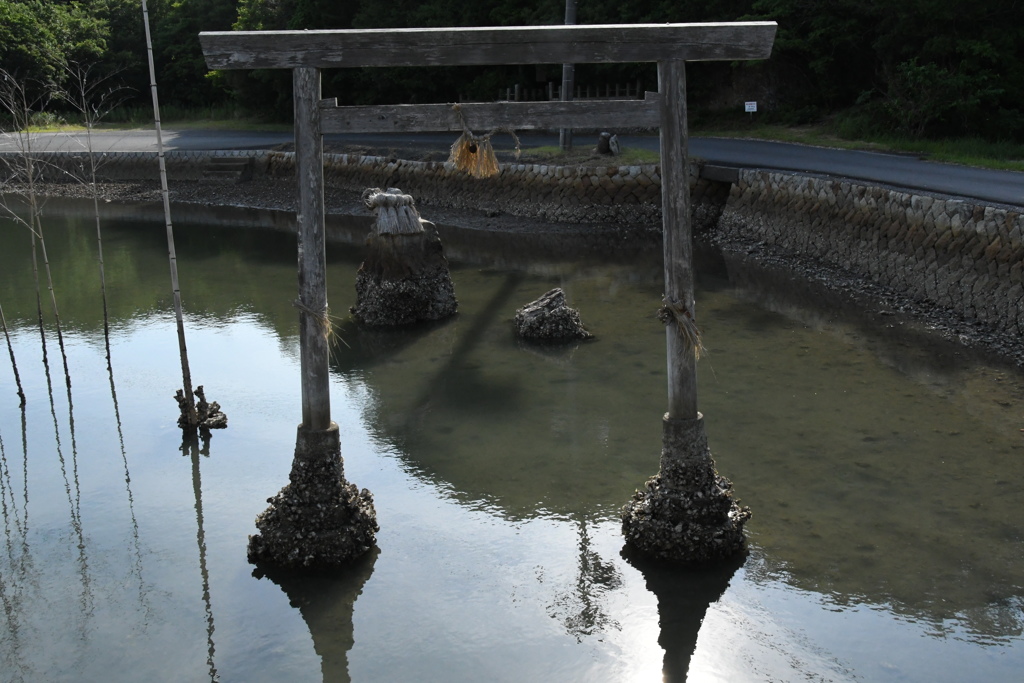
[514,288,593,342]
[174,385,227,430]
[621,414,750,564]
[248,423,378,570]
[350,187,457,326]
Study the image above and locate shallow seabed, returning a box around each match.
[0,199,1022,682]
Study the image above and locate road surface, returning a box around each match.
[2,128,1021,207]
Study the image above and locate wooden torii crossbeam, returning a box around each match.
[202,22,776,567]
[201,22,776,431]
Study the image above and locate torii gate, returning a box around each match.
[201,22,777,568]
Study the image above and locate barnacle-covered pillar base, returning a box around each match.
[621,413,749,564]
[350,188,457,327]
[248,423,378,570]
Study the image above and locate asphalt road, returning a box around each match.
[3,128,1022,207]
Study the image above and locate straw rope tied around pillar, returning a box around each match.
[292,298,332,342]
[448,103,521,179]
[658,295,706,360]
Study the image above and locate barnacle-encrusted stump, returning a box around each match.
[514,288,593,341]
[350,187,457,326]
[175,385,227,430]
[621,413,749,564]
[248,423,378,570]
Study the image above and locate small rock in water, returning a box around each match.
[514,288,593,342]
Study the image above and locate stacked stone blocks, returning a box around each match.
[719,170,1024,337]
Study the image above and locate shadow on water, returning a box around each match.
[181,431,219,682]
[252,548,379,683]
[623,547,744,682]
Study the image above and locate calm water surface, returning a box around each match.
[0,198,1022,682]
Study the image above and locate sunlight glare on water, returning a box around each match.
[0,198,1022,682]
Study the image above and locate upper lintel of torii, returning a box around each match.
[200,22,777,71]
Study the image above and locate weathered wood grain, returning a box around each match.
[319,95,660,134]
[201,22,776,70]
[293,67,332,431]
[659,59,699,420]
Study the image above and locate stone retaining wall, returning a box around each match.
[718,170,1024,337]
[270,151,678,225]
[0,149,727,227]
[3,149,1020,337]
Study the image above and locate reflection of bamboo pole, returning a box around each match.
[108,362,147,613]
[140,0,197,428]
[1,428,25,542]
[0,303,24,404]
[41,335,92,620]
[188,442,219,681]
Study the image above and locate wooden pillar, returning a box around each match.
[658,59,698,420]
[293,67,331,430]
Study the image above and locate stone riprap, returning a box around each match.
[297,152,673,225]
[6,150,1020,342]
[0,149,720,228]
[718,170,1024,338]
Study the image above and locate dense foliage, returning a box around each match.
[1,0,1022,140]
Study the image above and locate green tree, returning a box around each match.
[0,0,108,87]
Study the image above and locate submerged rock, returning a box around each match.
[350,187,457,326]
[621,414,750,564]
[514,288,593,342]
[248,423,378,570]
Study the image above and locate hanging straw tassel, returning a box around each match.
[658,295,707,360]
[447,104,519,179]
[449,131,500,179]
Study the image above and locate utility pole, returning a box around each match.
[559,0,577,151]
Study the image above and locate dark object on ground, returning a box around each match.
[594,131,620,155]
[350,188,458,326]
[514,288,593,341]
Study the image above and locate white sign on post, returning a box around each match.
[744,101,757,113]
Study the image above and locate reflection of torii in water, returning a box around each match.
[255,550,378,683]
[200,21,776,566]
[546,517,624,643]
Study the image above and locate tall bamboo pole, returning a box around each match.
[0,73,72,390]
[140,0,197,427]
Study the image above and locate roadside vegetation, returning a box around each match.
[2,0,1022,172]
